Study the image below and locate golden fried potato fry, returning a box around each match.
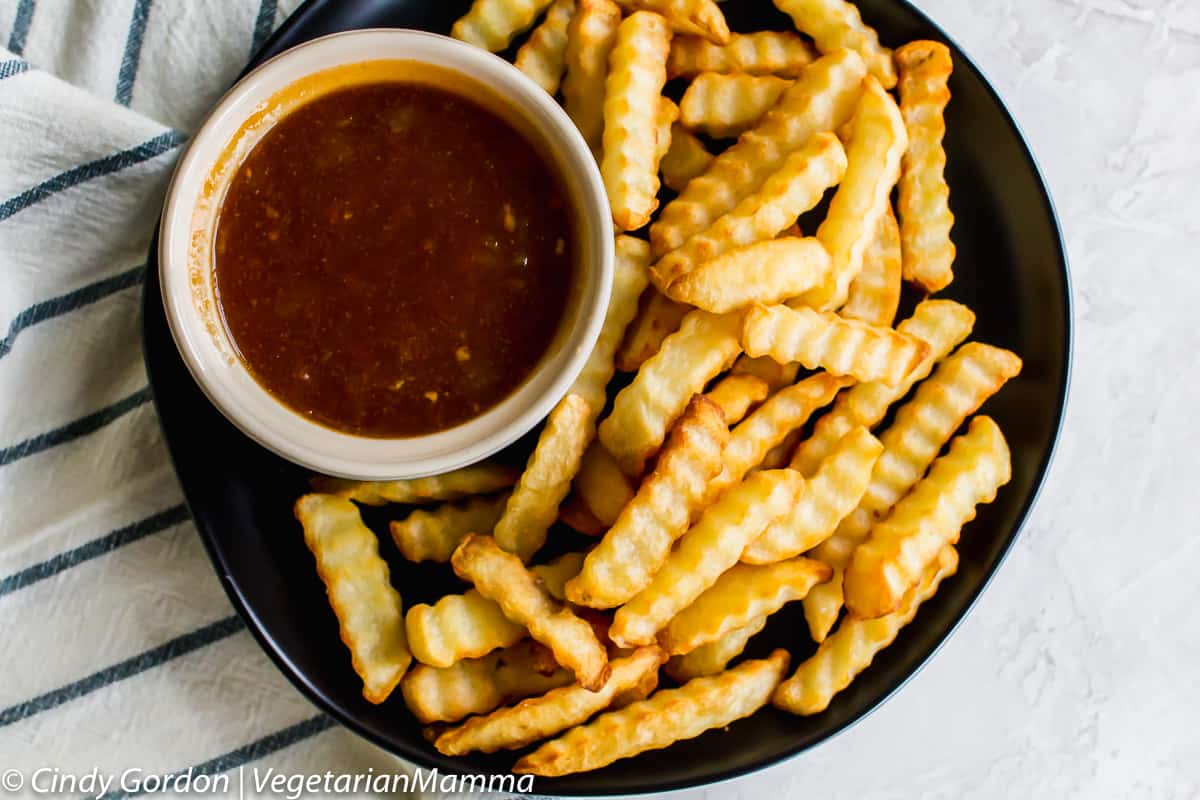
[563,0,622,153]
[790,299,975,475]
[312,463,518,506]
[515,0,576,93]
[731,353,800,390]
[559,495,607,535]
[406,552,585,667]
[294,494,411,703]
[896,41,956,292]
[651,132,847,289]
[613,0,730,44]
[742,427,882,563]
[664,614,767,681]
[601,11,672,231]
[615,289,691,372]
[407,590,526,667]
[651,49,866,256]
[846,417,1009,617]
[659,122,714,192]
[660,558,830,654]
[666,237,832,313]
[772,0,896,88]
[679,73,794,139]
[494,394,592,561]
[452,535,610,689]
[401,640,572,724]
[799,77,907,310]
[704,373,770,425]
[434,646,666,755]
[715,373,849,497]
[452,0,555,52]
[569,396,728,608]
[610,470,804,646]
[856,342,1023,516]
[599,309,742,476]
[571,235,653,415]
[840,205,902,326]
[655,98,680,166]
[668,31,816,79]
[742,304,929,386]
[572,442,636,527]
[389,494,508,563]
[515,650,789,775]
[775,547,957,714]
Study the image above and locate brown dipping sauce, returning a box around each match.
[213,81,574,437]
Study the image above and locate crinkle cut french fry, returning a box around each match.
[799,77,908,310]
[514,650,789,776]
[616,288,691,372]
[668,31,816,79]
[679,73,794,139]
[704,373,770,426]
[771,0,896,88]
[407,591,526,667]
[742,304,930,387]
[571,235,653,415]
[294,495,411,703]
[789,298,975,476]
[452,535,611,689]
[601,11,672,231]
[896,40,956,293]
[731,353,800,390]
[664,614,767,681]
[660,122,714,192]
[840,205,901,326]
[401,640,572,724]
[389,494,508,563]
[434,646,666,755]
[311,463,519,506]
[600,309,742,476]
[656,99,680,172]
[406,552,585,667]
[563,0,622,153]
[452,0,556,52]
[515,0,576,94]
[846,417,1009,618]
[666,237,832,313]
[610,470,804,647]
[651,132,847,289]
[857,342,1022,516]
[714,372,849,498]
[774,547,957,715]
[650,49,866,257]
[494,394,592,561]
[613,0,730,44]
[568,395,728,609]
[742,427,882,564]
[660,558,830,655]
[572,442,636,527]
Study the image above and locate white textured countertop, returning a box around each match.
[683,1,1200,797]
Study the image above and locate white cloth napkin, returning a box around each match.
[0,2,516,797]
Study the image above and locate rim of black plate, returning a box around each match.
[142,0,1074,794]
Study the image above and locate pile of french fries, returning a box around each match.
[293,0,1024,777]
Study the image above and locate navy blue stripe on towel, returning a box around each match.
[0,58,29,80]
[6,0,35,55]
[0,262,145,359]
[0,615,245,728]
[0,129,185,222]
[115,0,153,105]
[0,385,152,467]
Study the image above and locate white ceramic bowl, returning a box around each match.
[159,29,613,480]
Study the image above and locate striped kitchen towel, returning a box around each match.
[0,2,507,797]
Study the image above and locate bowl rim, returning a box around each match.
[145,1,1074,794]
[157,28,614,481]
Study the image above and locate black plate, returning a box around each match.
[142,1,1071,794]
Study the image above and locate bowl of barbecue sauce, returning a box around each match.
[159,29,613,479]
